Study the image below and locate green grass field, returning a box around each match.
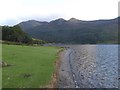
[2,44,60,88]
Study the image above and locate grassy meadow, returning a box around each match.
[2,44,61,88]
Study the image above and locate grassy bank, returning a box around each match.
[2,44,60,88]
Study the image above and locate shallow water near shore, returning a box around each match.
[58,44,118,88]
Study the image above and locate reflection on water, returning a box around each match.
[70,45,118,88]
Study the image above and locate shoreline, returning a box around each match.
[45,48,64,88]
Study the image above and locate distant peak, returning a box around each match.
[68,18,79,21]
[58,18,65,20]
[69,17,78,20]
[55,18,66,21]
[28,20,37,22]
[50,18,67,25]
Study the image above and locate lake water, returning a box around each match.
[68,45,118,88]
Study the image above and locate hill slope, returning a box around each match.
[2,25,32,43]
[19,18,119,44]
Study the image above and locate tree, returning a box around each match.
[2,25,32,43]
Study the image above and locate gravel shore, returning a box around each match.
[57,45,118,88]
[57,49,75,88]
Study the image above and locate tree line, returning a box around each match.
[2,25,46,45]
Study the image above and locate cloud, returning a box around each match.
[0,0,119,25]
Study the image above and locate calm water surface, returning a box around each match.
[69,45,118,88]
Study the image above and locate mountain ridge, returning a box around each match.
[19,17,119,44]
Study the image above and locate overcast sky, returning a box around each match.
[0,0,119,26]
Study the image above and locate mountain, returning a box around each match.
[19,20,48,30]
[19,17,119,44]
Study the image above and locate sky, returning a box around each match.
[0,0,120,26]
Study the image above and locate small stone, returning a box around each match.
[23,74,31,78]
